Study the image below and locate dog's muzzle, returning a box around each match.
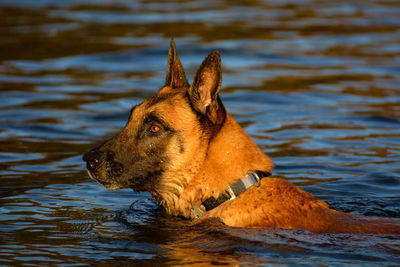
[83,148,103,177]
[82,148,124,190]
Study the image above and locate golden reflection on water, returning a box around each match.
[0,0,400,265]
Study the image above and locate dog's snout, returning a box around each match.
[83,149,103,171]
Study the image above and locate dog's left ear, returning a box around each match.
[188,51,223,124]
[165,39,189,89]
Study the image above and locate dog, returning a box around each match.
[83,40,400,234]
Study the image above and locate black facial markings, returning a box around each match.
[147,94,169,107]
[86,89,226,191]
[104,151,123,178]
[105,109,176,191]
[137,112,176,139]
[104,132,170,191]
[146,92,181,108]
[128,169,165,192]
[177,134,185,154]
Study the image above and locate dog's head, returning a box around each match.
[83,40,226,198]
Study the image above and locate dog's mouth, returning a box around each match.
[83,147,166,192]
[86,169,96,181]
[86,169,122,190]
[83,148,127,190]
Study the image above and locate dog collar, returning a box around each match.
[190,170,271,219]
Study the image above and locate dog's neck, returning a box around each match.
[157,114,274,218]
[200,114,274,194]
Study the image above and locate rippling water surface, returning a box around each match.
[1,0,400,265]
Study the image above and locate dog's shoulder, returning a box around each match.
[202,178,334,231]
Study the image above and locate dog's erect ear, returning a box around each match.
[188,51,223,123]
[165,39,189,89]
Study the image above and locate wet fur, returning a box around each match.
[83,40,400,234]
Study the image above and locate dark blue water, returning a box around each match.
[0,0,400,265]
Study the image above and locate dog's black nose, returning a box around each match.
[83,148,103,172]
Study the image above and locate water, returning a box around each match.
[1,0,400,265]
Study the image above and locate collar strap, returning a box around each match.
[190,170,270,219]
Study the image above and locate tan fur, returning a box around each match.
[84,40,400,234]
[201,178,400,234]
[126,86,400,234]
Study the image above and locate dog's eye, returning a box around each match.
[149,125,161,134]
